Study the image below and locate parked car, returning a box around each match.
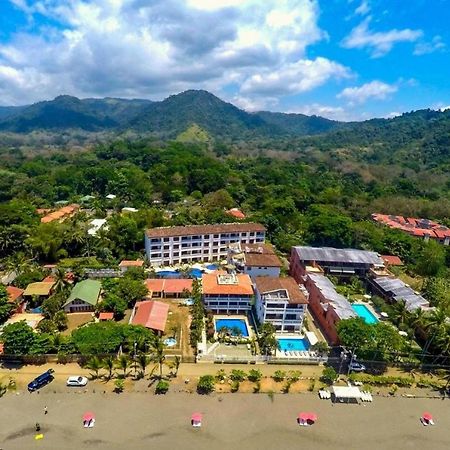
[27,369,55,392]
[66,376,88,387]
[348,361,366,372]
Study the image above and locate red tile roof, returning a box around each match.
[99,312,114,320]
[254,276,308,304]
[131,301,169,332]
[40,204,80,223]
[381,255,404,266]
[146,222,265,238]
[226,208,246,219]
[144,279,193,295]
[6,286,24,303]
[243,243,282,268]
[202,272,253,296]
[119,260,144,268]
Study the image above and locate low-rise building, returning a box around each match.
[303,273,356,344]
[130,300,169,335]
[145,278,193,298]
[368,276,430,312]
[202,272,254,313]
[6,286,26,313]
[23,281,54,299]
[145,223,266,266]
[290,246,384,280]
[228,242,282,278]
[254,276,308,332]
[118,260,144,273]
[40,203,80,223]
[63,279,102,313]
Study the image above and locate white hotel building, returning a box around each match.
[145,223,266,266]
[254,277,309,333]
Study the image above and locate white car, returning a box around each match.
[348,362,366,372]
[66,376,88,387]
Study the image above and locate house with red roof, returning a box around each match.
[130,300,169,335]
[119,260,144,273]
[6,285,26,313]
[226,208,246,220]
[145,278,193,298]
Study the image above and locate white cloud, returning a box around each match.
[355,1,370,16]
[337,80,397,104]
[241,57,351,96]
[342,17,423,57]
[0,0,345,106]
[414,35,446,55]
[288,103,350,121]
[231,95,279,112]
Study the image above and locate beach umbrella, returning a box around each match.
[83,412,95,422]
[422,412,433,422]
[307,413,318,423]
[191,412,202,427]
[298,413,309,422]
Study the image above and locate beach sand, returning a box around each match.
[0,390,448,450]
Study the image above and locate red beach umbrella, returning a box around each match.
[307,413,318,422]
[83,412,95,422]
[298,413,309,421]
[191,412,202,422]
[422,412,433,421]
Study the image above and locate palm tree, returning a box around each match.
[440,369,450,389]
[136,353,150,378]
[408,308,427,332]
[422,307,448,356]
[392,300,409,328]
[116,354,130,378]
[53,267,69,294]
[150,335,166,379]
[86,356,102,379]
[102,356,115,380]
[172,355,181,377]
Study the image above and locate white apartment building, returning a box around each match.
[202,272,254,314]
[145,223,266,266]
[254,277,309,333]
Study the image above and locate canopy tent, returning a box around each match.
[83,412,96,428]
[421,412,434,425]
[331,386,363,403]
[297,412,318,426]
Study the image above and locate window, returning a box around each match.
[163,245,170,250]
[163,237,169,242]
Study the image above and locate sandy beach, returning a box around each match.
[0,389,448,450]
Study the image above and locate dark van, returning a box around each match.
[27,369,55,392]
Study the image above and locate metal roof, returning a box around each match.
[372,277,429,311]
[308,273,356,320]
[294,246,384,266]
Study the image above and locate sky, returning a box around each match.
[0,0,449,120]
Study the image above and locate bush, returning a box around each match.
[308,378,316,392]
[287,370,301,382]
[320,367,337,385]
[282,380,293,394]
[197,375,215,394]
[230,369,246,382]
[253,381,261,393]
[272,370,286,382]
[248,369,262,382]
[215,369,227,382]
[114,378,124,393]
[348,373,414,387]
[231,380,240,393]
[155,380,170,394]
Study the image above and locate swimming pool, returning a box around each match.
[352,304,379,324]
[188,268,203,278]
[157,270,181,278]
[215,318,249,337]
[277,338,310,352]
[206,264,218,271]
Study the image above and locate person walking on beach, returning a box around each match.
[44,406,48,415]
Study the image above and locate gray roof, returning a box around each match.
[307,273,356,320]
[294,246,384,266]
[372,277,429,311]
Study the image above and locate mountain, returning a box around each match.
[128,90,279,137]
[255,111,342,135]
[0,90,343,138]
[0,105,28,120]
[0,95,153,132]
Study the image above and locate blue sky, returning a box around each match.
[0,0,449,120]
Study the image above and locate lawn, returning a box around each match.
[62,312,94,335]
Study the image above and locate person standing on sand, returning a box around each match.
[44,406,48,415]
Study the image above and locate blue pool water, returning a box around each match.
[277,338,310,352]
[206,264,218,270]
[157,270,181,278]
[352,304,379,324]
[189,268,203,278]
[215,319,249,337]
